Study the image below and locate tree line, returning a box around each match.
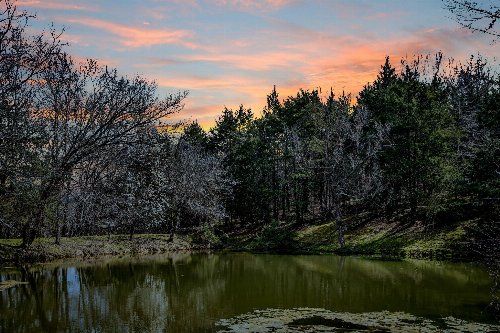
[191,54,498,246]
[0,0,499,254]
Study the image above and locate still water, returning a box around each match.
[0,253,496,332]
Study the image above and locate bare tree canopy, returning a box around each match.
[443,0,500,39]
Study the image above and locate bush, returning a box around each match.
[250,221,297,252]
[193,222,225,249]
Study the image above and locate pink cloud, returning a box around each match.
[156,75,304,107]
[17,0,96,11]
[63,17,195,48]
[155,74,313,120]
[136,58,181,68]
[59,32,88,46]
[140,0,202,21]
[172,103,223,119]
[73,55,120,68]
[156,75,266,91]
[157,23,492,127]
[182,52,306,71]
[216,0,295,10]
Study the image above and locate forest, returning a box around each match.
[0,0,500,332]
[0,0,498,253]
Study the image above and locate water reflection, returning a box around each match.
[0,253,494,332]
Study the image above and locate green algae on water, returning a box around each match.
[216,308,500,332]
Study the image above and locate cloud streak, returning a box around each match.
[215,0,295,10]
[17,0,96,11]
[150,23,492,123]
[21,0,497,127]
[64,17,195,48]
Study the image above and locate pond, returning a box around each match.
[0,253,498,332]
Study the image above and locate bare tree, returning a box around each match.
[19,53,187,247]
[0,0,65,238]
[321,102,386,247]
[150,136,230,242]
[443,0,499,40]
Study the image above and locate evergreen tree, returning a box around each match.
[359,57,458,221]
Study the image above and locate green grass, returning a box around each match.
[0,219,479,264]
[0,238,22,247]
[294,217,475,260]
[0,234,194,264]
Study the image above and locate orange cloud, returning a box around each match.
[64,17,195,48]
[182,51,306,71]
[155,73,315,122]
[14,0,497,133]
[171,104,224,126]
[141,51,305,71]
[256,22,489,96]
[154,23,492,128]
[156,75,261,91]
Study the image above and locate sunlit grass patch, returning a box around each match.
[293,216,477,260]
[0,239,21,247]
[0,234,194,264]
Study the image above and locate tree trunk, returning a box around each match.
[54,222,61,245]
[54,201,62,245]
[168,212,179,242]
[337,218,346,248]
[22,184,54,248]
[129,222,135,241]
[272,159,279,221]
[336,203,345,248]
[24,171,68,247]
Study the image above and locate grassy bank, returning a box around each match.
[0,234,193,264]
[0,217,484,265]
[295,219,476,260]
[230,215,480,261]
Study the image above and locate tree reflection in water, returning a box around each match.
[0,253,495,332]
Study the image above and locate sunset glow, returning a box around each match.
[20,0,498,128]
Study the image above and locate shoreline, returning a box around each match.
[0,234,195,265]
[0,218,483,266]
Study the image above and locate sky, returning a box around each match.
[17,0,498,128]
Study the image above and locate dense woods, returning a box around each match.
[2,1,500,330]
[2,0,500,330]
[0,0,498,254]
[201,56,499,251]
